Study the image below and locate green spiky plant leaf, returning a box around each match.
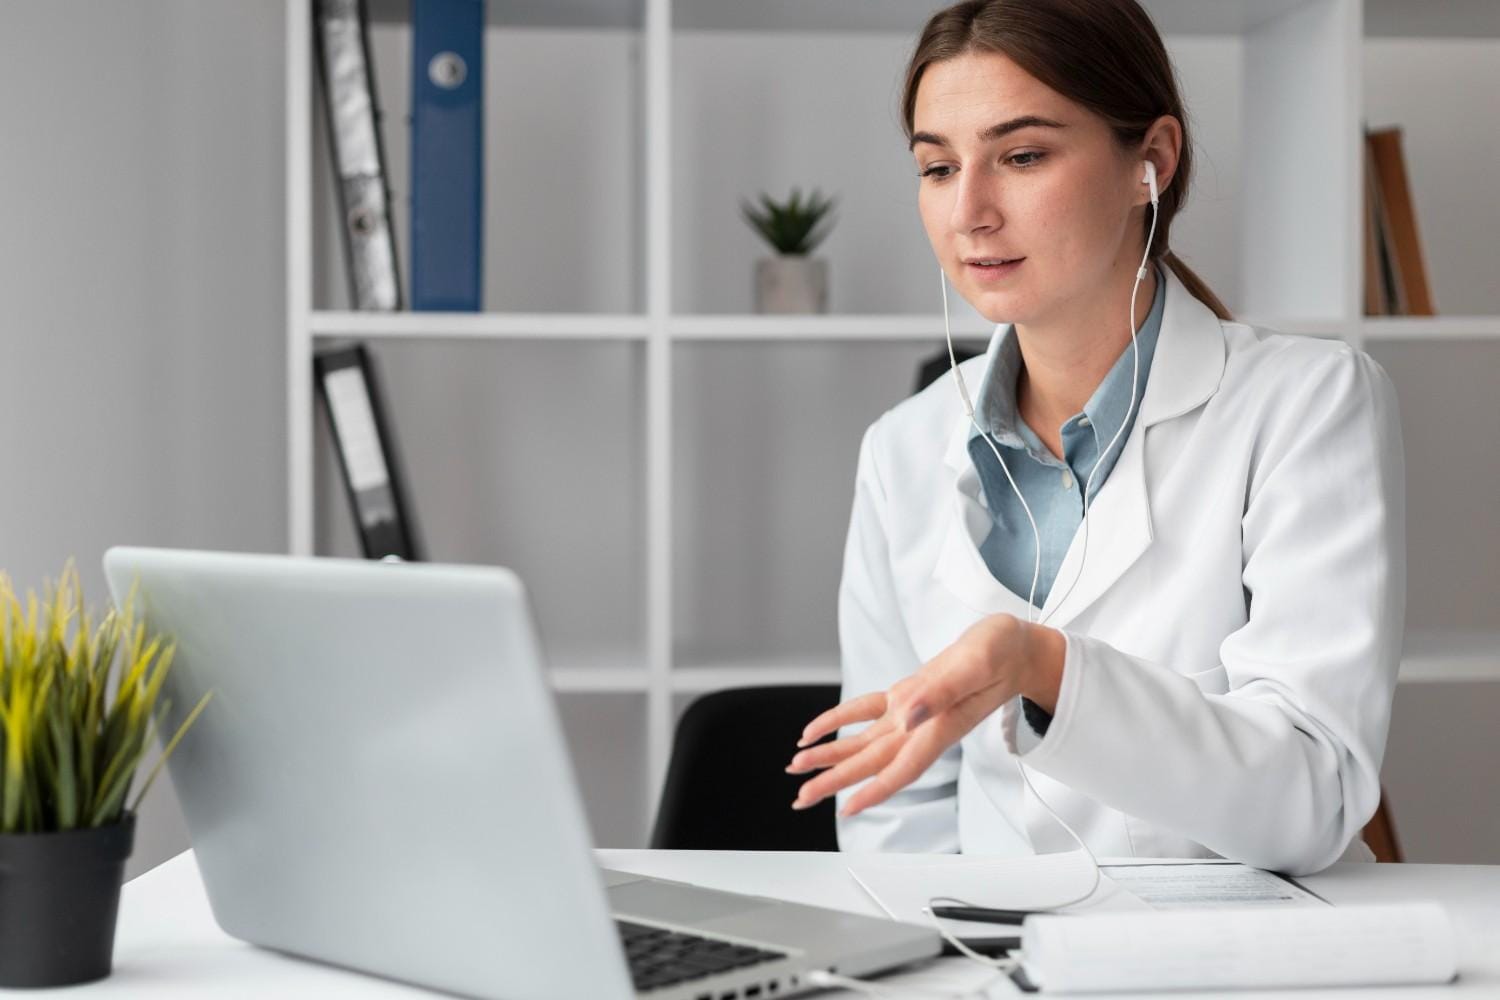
[0,561,211,834]
[740,186,838,256]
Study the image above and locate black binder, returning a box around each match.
[314,344,422,560]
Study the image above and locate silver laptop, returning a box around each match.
[104,547,939,1000]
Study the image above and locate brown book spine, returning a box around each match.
[1367,127,1436,316]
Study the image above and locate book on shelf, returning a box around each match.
[314,0,403,311]
[314,344,424,561]
[411,0,485,311]
[1364,126,1436,317]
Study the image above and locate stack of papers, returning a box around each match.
[846,855,1455,993]
[1019,903,1457,993]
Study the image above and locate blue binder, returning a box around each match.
[411,0,484,311]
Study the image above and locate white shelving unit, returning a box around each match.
[287,0,1500,847]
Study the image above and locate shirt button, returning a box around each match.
[1078,416,1091,427]
[1061,471,1074,491]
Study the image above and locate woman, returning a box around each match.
[784,0,1404,876]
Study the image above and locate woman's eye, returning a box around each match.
[919,151,1045,180]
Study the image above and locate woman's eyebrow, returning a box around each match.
[908,114,1067,152]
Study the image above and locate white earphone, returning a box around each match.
[932,159,1160,905]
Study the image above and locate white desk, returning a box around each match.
[18,849,1498,998]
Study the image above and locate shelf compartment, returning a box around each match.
[1363,34,1500,317]
[313,339,648,675]
[311,24,643,314]
[671,340,949,670]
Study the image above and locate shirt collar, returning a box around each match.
[969,265,1168,451]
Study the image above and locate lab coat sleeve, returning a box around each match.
[835,417,961,853]
[1020,347,1405,876]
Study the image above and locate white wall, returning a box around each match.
[0,0,285,878]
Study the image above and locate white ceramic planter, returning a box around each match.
[754,256,829,314]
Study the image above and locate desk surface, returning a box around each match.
[13,849,1497,998]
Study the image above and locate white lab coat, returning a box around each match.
[835,268,1405,876]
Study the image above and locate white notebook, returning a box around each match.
[1019,902,1457,993]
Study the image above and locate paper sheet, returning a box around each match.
[1101,861,1329,908]
[846,854,1328,928]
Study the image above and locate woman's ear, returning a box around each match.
[1139,114,1183,203]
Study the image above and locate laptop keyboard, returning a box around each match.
[616,919,788,994]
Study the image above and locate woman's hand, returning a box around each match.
[786,614,1066,818]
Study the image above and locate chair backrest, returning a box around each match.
[1363,789,1404,862]
[650,685,842,851]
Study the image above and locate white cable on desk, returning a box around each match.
[804,967,1004,999]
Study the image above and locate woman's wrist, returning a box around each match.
[1019,622,1067,714]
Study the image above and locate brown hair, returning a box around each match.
[900,0,1233,321]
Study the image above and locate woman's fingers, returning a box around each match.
[785,726,875,774]
[786,712,894,773]
[838,717,954,818]
[791,727,902,810]
[796,691,887,747]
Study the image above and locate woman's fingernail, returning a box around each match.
[905,703,931,730]
[790,797,809,811]
[785,759,805,774]
[796,735,813,748]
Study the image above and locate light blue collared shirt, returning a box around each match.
[966,268,1167,610]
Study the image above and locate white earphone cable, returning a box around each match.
[1039,197,1158,628]
[935,172,1159,923]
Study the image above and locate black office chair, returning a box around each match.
[650,686,842,851]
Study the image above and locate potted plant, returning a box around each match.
[740,187,838,314]
[0,562,210,988]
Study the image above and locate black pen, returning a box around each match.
[928,905,1036,925]
[942,935,1020,958]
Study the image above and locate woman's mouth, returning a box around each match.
[965,257,1024,281]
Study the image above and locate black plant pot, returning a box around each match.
[0,813,136,988]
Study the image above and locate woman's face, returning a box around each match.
[912,50,1146,327]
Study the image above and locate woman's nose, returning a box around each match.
[950,167,1004,234]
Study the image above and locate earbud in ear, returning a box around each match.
[1142,161,1159,206]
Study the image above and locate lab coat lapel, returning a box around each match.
[1036,421,1151,628]
[932,414,1039,622]
[1039,268,1226,629]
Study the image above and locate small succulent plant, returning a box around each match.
[740,187,837,256]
